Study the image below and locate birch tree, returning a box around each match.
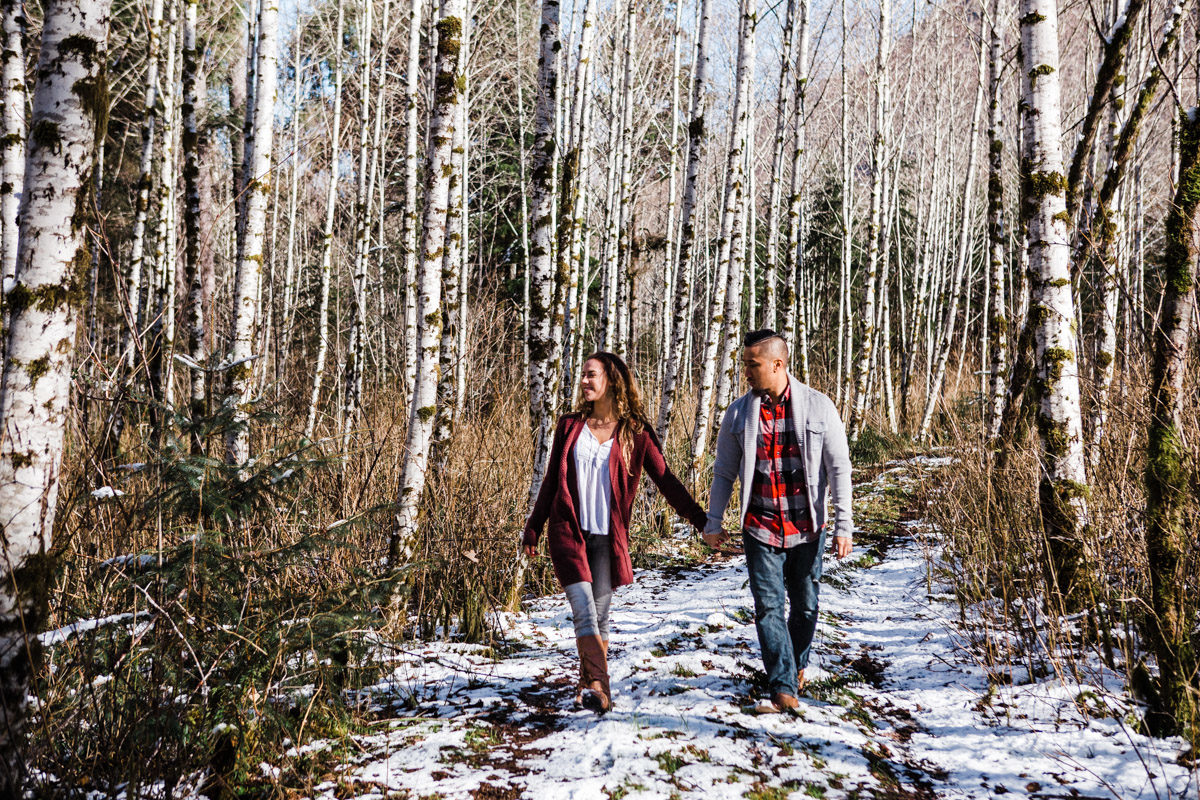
[303,0,345,441]
[525,0,561,503]
[655,0,711,440]
[225,0,279,465]
[390,0,465,565]
[848,0,890,441]
[180,0,205,451]
[1143,106,1200,737]
[1019,0,1090,603]
[985,0,1007,441]
[0,0,24,313]
[0,0,109,786]
[781,0,809,381]
[401,0,423,391]
[690,0,754,466]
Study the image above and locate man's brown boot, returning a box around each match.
[797,669,807,695]
[576,634,611,713]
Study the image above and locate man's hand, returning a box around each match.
[522,543,538,558]
[702,530,730,549]
[832,537,852,560]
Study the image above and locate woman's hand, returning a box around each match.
[522,543,538,558]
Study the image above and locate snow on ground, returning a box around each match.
[301,462,1198,800]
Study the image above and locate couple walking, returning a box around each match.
[521,329,854,715]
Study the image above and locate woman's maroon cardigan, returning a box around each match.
[522,412,708,589]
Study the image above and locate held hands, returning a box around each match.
[701,529,732,549]
[521,543,538,559]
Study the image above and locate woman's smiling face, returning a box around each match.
[579,358,610,404]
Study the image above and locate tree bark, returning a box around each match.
[401,0,425,393]
[390,0,465,565]
[0,0,109,788]
[225,0,279,465]
[1143,106,1200,737]
[0,0,25,319]
[1020,0,1091,605]
[985,0,1008,441]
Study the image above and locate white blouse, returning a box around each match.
[574,424,614,535]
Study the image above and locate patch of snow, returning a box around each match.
[90,486,126,500]
[39,612,144,647]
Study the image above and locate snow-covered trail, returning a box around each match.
[311,462,1197,800]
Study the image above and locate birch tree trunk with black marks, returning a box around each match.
[180,0,205,451]
[304,0,345,441]
[225,0,279,465]
[655,0,711,440]
[782,0,809,381]
[849,0,889,441]
[985,0,1007,441]
[0,0,25,315]
[525,0,561,505]
[1143,106,1200,737]
[0,0,109,787]
[1020,0,1090,604]
[762,0,795,331]
[401,0,424,392]
[690,0,753,466]
[390,0,464,565]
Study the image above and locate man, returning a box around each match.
[703,329,854,713]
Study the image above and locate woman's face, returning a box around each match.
[580,359,610,404]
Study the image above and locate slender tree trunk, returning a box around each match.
[390,0,465,565]
[225,0,279,465]
[849,0,890,441]
[655,0,711,440]
[0,0,25,317]
[432,0,470,459]
[180,0,205,451]
[1020,0,1091,604]
[782,0,809,382]
[0,0,109,788]
[525,0,562,504]
[1143,106,1200,736]
[836,0,851,410]
[280,13,303,361]
[917,37,985,442]
[613,0,637,360]
[304,0,345,441]
[343,0,376,449]
[690,0,754,466]
[401,0,424,392]
[985,0,1007,441]
[121,0,165,372]
[763,0,796,332]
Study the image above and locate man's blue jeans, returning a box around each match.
[742,529,825,697]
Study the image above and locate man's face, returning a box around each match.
[742,345,780,391]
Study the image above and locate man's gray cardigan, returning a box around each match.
[704,374,854,541]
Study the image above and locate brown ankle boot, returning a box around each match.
[576,634,611,713]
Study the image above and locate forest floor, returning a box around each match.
[285,459,1198,800]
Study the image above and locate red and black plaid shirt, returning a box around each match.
[744,385,815,548]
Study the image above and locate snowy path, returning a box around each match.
[309,464,1198,800]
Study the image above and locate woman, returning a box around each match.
[521,352,707,713]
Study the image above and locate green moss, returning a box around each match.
[1026,170,1066,200]
[10,450,32,469]
[1029,64,1054,78]
[5,281,84,315]
[0,132,21,148]
[29,120,60,151]
[26,355,49,389]
[1096,350,1113,370]
[416,405,436,423]
[1042,346,1073,382]
[1019,11,1047,24]
[1048,277,1070,288]
[58,34,99,63]
[1052,210,1070,224]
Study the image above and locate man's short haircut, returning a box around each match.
[742,328,788,361]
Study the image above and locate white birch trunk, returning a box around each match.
[917,40,985,442]
[225,0,279,465]
[0,0,24,310]
[0,0,109,785]
[690,0,754,465]
[150,0,178,416]
[432,1,470,456]
[848,0,889,442]
[762,0,796,331]
[655,0,712,440]
[985,0,1007,441]
[120,0,165,370]
[391,0,465,565]
[613,0,637,360]
[401,0,424,393]
[304,0,345,441]
[1020,0,1090,600]
[525,0,562,505]
[782,0,809,381]
[343,0,375,449]
[181,0,205,443]
[281,14,303,357]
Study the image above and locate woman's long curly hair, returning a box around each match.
[575,351,652,464]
